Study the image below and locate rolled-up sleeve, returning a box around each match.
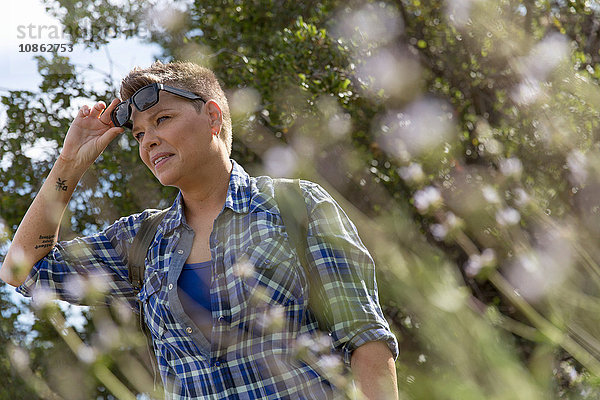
[16,211,149,306]
[302,181,399,365]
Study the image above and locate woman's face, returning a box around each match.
[131,92,222,190]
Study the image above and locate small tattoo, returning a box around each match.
[55,178,68,191]
[35,234,56,250]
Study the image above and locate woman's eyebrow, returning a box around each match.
[131,107,178,131]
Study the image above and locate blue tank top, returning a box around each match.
[177,260,212,316]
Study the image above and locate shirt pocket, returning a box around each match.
[139,271,167,339]
[239,235,305,308]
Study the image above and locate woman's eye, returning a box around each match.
[157,115,170,124]
[134,132,144,142]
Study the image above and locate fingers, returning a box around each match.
[77,99,122,126]
[78,105,91,118]
[98,98,122,126]
[88,101,106,120]
[97,126,125,150]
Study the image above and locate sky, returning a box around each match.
[1,0,162,93]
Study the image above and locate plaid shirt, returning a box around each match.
[17,160,398,399]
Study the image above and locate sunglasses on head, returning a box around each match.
[111,83,206,129]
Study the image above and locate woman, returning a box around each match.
[1,61,398,399]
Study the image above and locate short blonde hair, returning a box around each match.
[120,61,232,155]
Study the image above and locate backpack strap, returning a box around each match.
[128,209,169,295]
[127,208,168,389]
[273,178,332,332]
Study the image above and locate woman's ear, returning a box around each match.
[206,100,223,135]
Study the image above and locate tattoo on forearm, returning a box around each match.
[35,234,56,250]
[55,178,68,191]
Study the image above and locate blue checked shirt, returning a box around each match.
[17,160,398,399]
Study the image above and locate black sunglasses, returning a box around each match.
[111,83,206,129]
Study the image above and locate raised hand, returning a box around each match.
[59,98,125,169]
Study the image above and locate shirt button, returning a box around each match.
[177,250,184,255]
[168,283,173,290]
[186,327,192,334]
[218,315,225,323]
[264,259,271,265]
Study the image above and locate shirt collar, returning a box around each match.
[224,159,253,214]
[159,159,253,234]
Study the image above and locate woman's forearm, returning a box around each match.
[0,156,86,286]
[351,340,398,400]
[1,101,123,287]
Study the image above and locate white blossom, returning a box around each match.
[513,188,531,207]
[430,224,448,240]
[499,157,523,178]
[566,150,588,186]
[399,163,425,183]
[496,207,521,226]
[482,185,501,204]
[414,186,442,213]
[465,248,496,277]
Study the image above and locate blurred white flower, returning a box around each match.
[482,185,501,204]
[31,287,57,309]
[465,255,482,277]
[258,305,285,331]
[445,212,461,229]
[500,157,523,179]
[356,49,422,99]
[263,146,298,178]
[445,0,476,27]
[506,227,574,301]
[399,163,425,183]
[65,274,87,301]
[317,354,343,374]
[481,248,496,265]
[77,345,97,364]
[511,79,542,105]
[430,224,448,240]
[230,88,261,117]
[516,33,569,82]
[314,333,333,353]
[429,283,467,312]
[328,113,353,138]
[332,2,403,47]
[96,320,120,350]
[296,334,313,351]
[90,273,111,295]
[566,150,588,186]
[512,34,568,105]
[113,299,134,324]
[483,138,503,155]
[377,98,456,158]
[513,188,531,207]
[465,248,496,277]
[8,345,30,372]
[496,207,521,226]
[414,186,442,213]
[431,212,462,241]
[233,258,255,279]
